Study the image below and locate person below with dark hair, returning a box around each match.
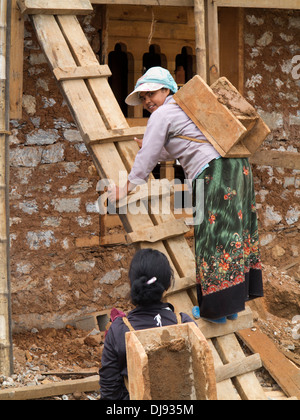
[99,248,195,400]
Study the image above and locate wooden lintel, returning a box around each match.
[91,0,194,6]
[91,0,300,9]
[126,219,190,244]
[53,65,112,81]
[17,0,93,15]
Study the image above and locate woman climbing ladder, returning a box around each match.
[108,66,264,324]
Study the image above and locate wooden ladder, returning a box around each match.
[21,1,270,400]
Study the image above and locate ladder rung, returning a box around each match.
[126,219,190,244]
[84,126,146,145]
[53,65,112,81]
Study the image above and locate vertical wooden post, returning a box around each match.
[207,0,220,85]
[194,0,207,81]
[9,0,24,119]
[0,0,13,376]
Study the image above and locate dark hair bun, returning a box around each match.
[129,249,174,306]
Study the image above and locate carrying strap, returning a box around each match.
[177,135,209,144]
[176,312,182,325]
[122,316,135,331]
[122,312,182,331]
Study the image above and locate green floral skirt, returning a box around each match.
[193,157,263,320]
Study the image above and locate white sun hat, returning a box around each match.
[125,67,178,106]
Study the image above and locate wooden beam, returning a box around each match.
[91,0,194,5]
[0,375,100,400]
[108,20,196,41]
[17,0,93,15]
[215,353,262,383]
[216,0,300,9]
[92,0,300,8]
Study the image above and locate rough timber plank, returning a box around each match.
[215,353,262,383]
[17,0,93,15]
[0,375,99,400]
[238,328,300,400]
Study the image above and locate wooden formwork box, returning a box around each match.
[174,75,271,158]
[19,0,272,400]
[125,323,217,400]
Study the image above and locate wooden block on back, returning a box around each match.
[173,75,247,156]
[211,77,271,155]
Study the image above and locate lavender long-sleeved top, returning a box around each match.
[128,95,221,185]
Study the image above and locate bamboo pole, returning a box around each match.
[194,0,207,81]
[0,0,13,376]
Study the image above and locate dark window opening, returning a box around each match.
[108,43,133,117]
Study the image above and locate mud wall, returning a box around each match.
[244,9,300,279]
[8,9,300,330]
[9,15,136,330]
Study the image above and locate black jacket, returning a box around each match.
[99,302,195,400]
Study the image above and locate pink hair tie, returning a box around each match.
[147,277,157,285]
